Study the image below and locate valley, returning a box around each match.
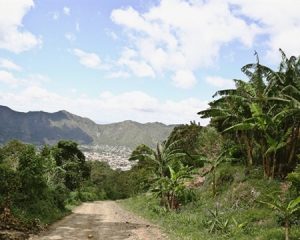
[0,105,174,170]
[81,144,134,170]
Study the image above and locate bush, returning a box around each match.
[217,165,235,189]
[79,185,107,201]
[52,184,70,210]
[0,164,20,205]
[287,164,300,194]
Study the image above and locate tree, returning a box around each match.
[52,140,90,190]
[17,145,47,201]
[1,140,28,170]
[260,194,300,240]
[138,141,186,178]
[199,50,300,178]
[0,164,19,207]
[151,164,193,210]
[40,145,64,188]
[287,164,300,195]
[52,140,85,166]
[130,140,188,208]
[166,122,203,167]
[129,144,156,169]
[200,151,228,197]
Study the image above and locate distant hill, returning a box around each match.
[0,105,175,149]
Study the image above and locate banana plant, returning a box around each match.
[259,194,300,240]
[199,151,230,197]
[265,130,290,178]
[151,164,193,210]
[130,140,186,178]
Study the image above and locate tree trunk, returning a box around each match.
[170,192,175,210]
[266,155,271,178]
[261,140,272,178]
[263,156,267,177]
[285,218,289,240]
[243,134,254,167]
[272,153,277,179]
[213,167,216,197]
[288,123,300,166]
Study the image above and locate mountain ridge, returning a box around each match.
[0,105,175,149]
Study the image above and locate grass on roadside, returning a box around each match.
[120,164,300,240]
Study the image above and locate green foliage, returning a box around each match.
[17,145,48,202]
[0,164,19,204]
[204,208,228,233]
[197,127,223,159]
[151,164,194,210]
[199,50,300,178]
[130,139,194,210]
[201,151,230,197]
[0,140,92,230]
[0,139,166,232]
[259,190,300,240]
[89,161,128,199]
[129,144,154,165]
[287,164,300,194]
[52,140,90,190]
[121,163,300,240]
[1,140,28,170]
[52,140,85,165]
[216,166,234,189]
[166,122,203,167]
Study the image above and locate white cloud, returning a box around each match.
[205,76,235,88]
[0,70,20,86]
[0,87,208,125]
[0,58,22,71]
[72,48,102,69]
[117,48,155,78]
[26,73,50,85]
[63,7,70,16]
[65,32,76,42]
[106,71,130,79]
[227,0,300,61]
[0,0,42,53]
[105,29,118,40]
[172,70,197,89]
[110,0,300,85]
[0,70,49,88]
[111,0,260,88]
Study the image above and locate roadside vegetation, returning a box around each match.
[122,50,300,240]
[0,139,151,237]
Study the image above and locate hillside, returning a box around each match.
[121,164,300,240]
[0,105,174,149]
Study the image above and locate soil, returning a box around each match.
[29,201,168,240]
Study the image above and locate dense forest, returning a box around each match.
[0,50,300,240]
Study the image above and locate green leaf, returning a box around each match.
[288,196,300,210]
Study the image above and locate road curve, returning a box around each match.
[30,201,168,240]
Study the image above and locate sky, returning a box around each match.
[0,0,300,125]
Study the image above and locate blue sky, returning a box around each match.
[0,0,299,124]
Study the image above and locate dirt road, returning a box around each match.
[30,201,168,240]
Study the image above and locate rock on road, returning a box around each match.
[30,201,168,240]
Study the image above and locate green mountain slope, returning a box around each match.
[0,105,174,148]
